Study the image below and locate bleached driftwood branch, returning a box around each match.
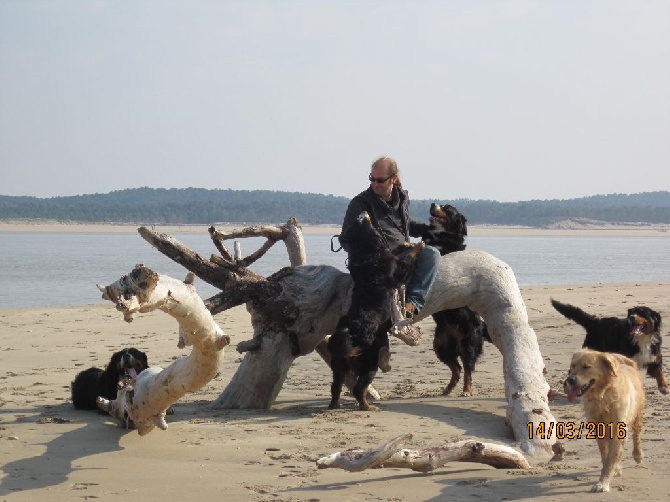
[95,264,230,435]
[316,434,531,472]
[414,250,557,458]
[209,216,307,268]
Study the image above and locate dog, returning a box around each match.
[328,211,424,411]
[432,308,490,396]
[563,349,644,492]
[409,203,467,254]
[552,299,668,394]
[411,203,491,396]
[71,348,149,410]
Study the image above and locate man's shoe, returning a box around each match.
[378,347,392,373]
[404,302,417,319]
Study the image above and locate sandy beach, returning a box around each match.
[1,220,670,237]
[1,279,669,501]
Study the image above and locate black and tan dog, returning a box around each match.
[71,347,149,409]
[552,299,668,394]
[328,211,424,410]
[410,203,467,254]
[411,203,491,396]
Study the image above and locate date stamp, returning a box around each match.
[528,421,627,440]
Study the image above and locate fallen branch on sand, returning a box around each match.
[316,434,531,472]
[96,265,230,435]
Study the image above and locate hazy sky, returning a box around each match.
[1,1,668,202]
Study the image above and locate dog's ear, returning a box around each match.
[599,354,618,377]
[611,353,638,369]
[459,214,468,236]
[652,310,662,330]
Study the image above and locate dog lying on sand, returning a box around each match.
[71,347,149,410]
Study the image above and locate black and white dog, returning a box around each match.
[552,299,667,394]
[71,348,149,409]
[411,203,491,396]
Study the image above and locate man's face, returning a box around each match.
[369,163,396,201]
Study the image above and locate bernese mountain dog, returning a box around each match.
[328,211,424,410]
[71,347,149,409]
[410,202,467,254]
[410,203,491,397]
[552,299,668,394]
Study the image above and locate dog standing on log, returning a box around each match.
[328,211,424,410]
[552,299,668,394]
[410,203,491,396]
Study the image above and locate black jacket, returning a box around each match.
[340,186,413,254]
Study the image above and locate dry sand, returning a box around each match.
[1,281,669,501]
[2,220,670,237]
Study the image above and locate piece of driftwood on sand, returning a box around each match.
[96,265,230,435]
[316,433,531,472]
[135,219,557,457]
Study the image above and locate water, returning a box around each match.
[1,232,669,309]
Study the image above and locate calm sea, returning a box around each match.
[1,232,669,309]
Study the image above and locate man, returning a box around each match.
[340,156,441,319]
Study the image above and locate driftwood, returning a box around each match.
[95,265,229,435]
[135,219,557,457]
[316,434,531,471]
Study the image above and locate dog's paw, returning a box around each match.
[378,347,392,373]
[96,396,111,412]
[442,384,456,396]
[591,481,610,493]
[658,385,669,395]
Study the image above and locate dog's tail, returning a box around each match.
[551,298,599,330]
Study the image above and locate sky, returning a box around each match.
[0,1,668,203]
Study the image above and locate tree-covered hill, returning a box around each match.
[1,188,669,227]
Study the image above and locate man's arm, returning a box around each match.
[339,197,367,252]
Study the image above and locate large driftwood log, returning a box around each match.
[137,224,557,457]
[210,264,352,408]
[418,250,556,458]
[95,265,230,435]
[215,251,556,457]
[316,434,531,471]
[139,222,382,402]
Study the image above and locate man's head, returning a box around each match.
[369,156,399,201]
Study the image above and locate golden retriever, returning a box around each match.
[563,349,644,493]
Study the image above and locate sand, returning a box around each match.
[1,220,670,237]
[1,280,669,501]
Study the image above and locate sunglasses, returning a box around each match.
[368,173,394,183]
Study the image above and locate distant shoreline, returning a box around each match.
[1,220,669,237]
